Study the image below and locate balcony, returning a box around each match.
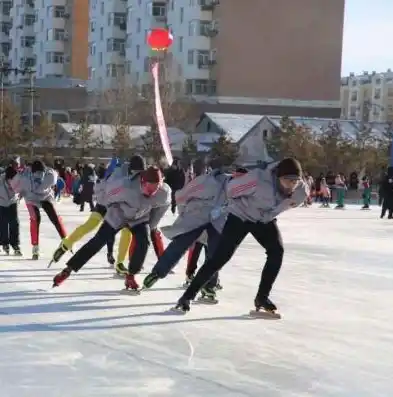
[198,59,216,69]
[200,0,219,11]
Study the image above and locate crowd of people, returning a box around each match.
[1,154,393,315]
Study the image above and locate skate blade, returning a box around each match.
[249,310,281,319]
[196,297,219,305]
[47,260,55,269]
[167,306,187,315]
[120,288,141,296]
[113,273,126,279]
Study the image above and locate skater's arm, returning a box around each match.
[34,169,57,195]
[175,175,206,204]
[149,205,170,230]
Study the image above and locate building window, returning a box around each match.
[20,36,35,48]
[106,64,124,78]
[374,88,381,99]
[189,20,197,36]
[100,27,103,40]
[90,21,96,33]
[126,34,132,48]
[152,2,166,18]
[180,7,184,23]
[375,77,381,85]
[125,60,132,74]
[144,57,150,72]
[2,1,12,16]
[136,44,140,59]
[24,14,35,26]
[197,50,209,66]
[100,2,104,15]
[187,50,194,65]
[106,38,125,52]
[108,12,127,27]
[46,51,64,63]
[349,107,356,117]
[1,22,11,35]
[137,18,141,33]
[99,52,103,66]
[350,92,357,102]
[178,36,183,52]
[53,6,66,18]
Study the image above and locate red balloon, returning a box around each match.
[147,28,173,51]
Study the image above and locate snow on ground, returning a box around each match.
[0,200,392,397]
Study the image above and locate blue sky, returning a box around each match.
[342,0,393,75]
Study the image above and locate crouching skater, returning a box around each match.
[141,159,229,301]
[52,166,170,289]
[173,158,308,315]
[11,160,66,259]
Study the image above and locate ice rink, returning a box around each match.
[0,200,391,397]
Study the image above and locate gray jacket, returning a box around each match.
[227,164,308,223]
[10,168,57,206]
[94,180,106,206]
[104,173,170,230]
[0,176,17,207]
[161,171,230,241]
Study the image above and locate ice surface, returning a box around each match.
[0,201,392,397]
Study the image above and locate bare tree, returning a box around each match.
[209,134,239,167]
[0,94,21,158]
[69,118,97,159]
[141,125,164,164]
[182,133,198,164]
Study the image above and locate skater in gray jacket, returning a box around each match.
[174,158,308,314]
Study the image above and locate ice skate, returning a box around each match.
[170,298,190,314]
[107,253,115,267]
[32,245,39,260]
[197,287,218,304]
[53,267,71,287]
[51,243,68,264]
[182,273,194,288]
[114,262,127,278]
[2,245,10,255]
[249,297,281,319]
[143,272,159,289]
[120,274,140,295]
[215,279,223,290]
[12,246,22,256]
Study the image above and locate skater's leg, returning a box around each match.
[150,228,165,258]
[41,200,67,239]
[381,199,387,218]
[203,226,222,289]
[180,214,249,301]
[7,203,20,248]
[117,227,132,264]
[89,199,94,212]
[151,226,205,278]
[62,211,103,250]
[186,241,204,276]
[106,232,115,255]
[250,219,284,301]
[127,223,150,275]
[0,206,9,246]
[170,190,176,214]
[26,204,40,245]
[65,221,118,272]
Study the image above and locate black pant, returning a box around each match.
[170,190,177,213]
[0,203,19,247]
[381,199,393,218]
[66,221,149,274]
[181,213,284,301]
[80,199,94,212]
[187,241,205,276]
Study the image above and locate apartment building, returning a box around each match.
[87,0,344,116]
[6,0,88,84]
[0,0,12,85]
[340,70,393,122]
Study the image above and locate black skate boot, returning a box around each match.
[182,273,194,288]
[215,277,223,290]
[12,246,22,256]
[171,297,190,314]
[53,267,71,287]
[143,272,159,289]
[250,297,281,318]
[107,253,115,266]
[32,245,39,260]
[2,245,10,255]
[197,287,218,304]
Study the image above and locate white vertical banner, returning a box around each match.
[151,62,173,165]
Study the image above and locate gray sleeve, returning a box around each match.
[149,205,170,230]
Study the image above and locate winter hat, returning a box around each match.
[5,166,17,180]
[193,158,206,176]
[31,159,45,173]
[142,166,162,183]
[276,158,302,179]
[129,155,146,172]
